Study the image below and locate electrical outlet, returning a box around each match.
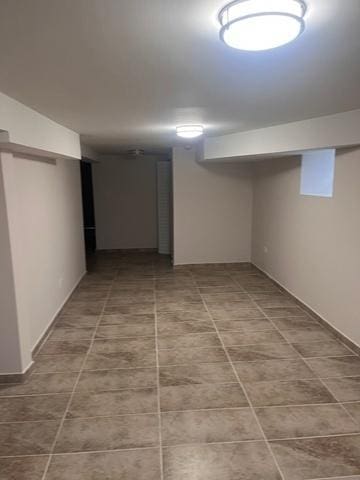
[263,246,268,254]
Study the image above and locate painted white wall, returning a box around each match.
[252,148,360,347]
[1,152,86,372]
[0,158,25,374]
[0,92,81,159]
[93,155,159,250]
[204,109,360,161]
[172,146,253,265]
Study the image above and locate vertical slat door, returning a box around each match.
[157,161,171,255]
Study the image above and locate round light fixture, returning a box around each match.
[176,125,204,139]
[218,0,306,51]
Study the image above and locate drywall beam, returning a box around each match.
[81,142,101,162]
[203,109,360,162]
[0,92,81,159]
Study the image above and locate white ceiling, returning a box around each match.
[0,0,359,153]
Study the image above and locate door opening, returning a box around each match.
[80,159,96,254]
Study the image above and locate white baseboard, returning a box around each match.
[173,259,252,266]
[0,360,34,377]
[253,262,360,351]
[31,270,87,356]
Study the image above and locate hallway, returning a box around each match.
[1,252,360,479]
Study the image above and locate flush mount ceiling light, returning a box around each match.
[176,125,204,139]
[218,0,307,51]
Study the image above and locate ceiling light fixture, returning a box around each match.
[218,0,306,51]
[176,125,204,139]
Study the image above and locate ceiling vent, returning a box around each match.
[127,148,145,157]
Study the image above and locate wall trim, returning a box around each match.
[173,261,252,267]
[252,262,360,356]
[31,270,87,358]
[97,248,157,253]
[0,361,34,384]
[1,269,87,384]
[173,260,252,271]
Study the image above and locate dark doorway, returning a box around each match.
[80,159,96,253]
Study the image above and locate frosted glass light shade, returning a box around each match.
[219,0,306,51]
[176,125,204,139]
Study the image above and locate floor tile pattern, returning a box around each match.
[1,252,359,480]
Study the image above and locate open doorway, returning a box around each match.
[82,154,173,261]
[80,159,96,255]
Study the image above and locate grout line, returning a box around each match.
[0,390,360,404]
[250,301,360,426]
[160,430,360,447]
[265,431,360,442]
[0,445,160,460]
[341,402,360,418]
[2,387,359,403]
[251,265,360,356]
[10,353,359,383]
[226,295,360,440]
[4,404,355,426]
[158,331,218,337]
[0,381,237,397]
[252,401,359,409]
[336,401,360,426]
[0,412,158,425]
[153,263,165,480]
[226,374,358,384]
[306,477,360,480]
[40,275,114,480]
[5,258,360,469]
[3,432,360,460]
[197,282,288,480]
[152,402,360,413]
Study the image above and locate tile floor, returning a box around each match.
[1,252,360,480]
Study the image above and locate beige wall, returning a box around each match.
[0,158,24,373]
[252,148,360,347]
[173,146,253,265]
[93,155,159,250]
[0,152,86,372]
